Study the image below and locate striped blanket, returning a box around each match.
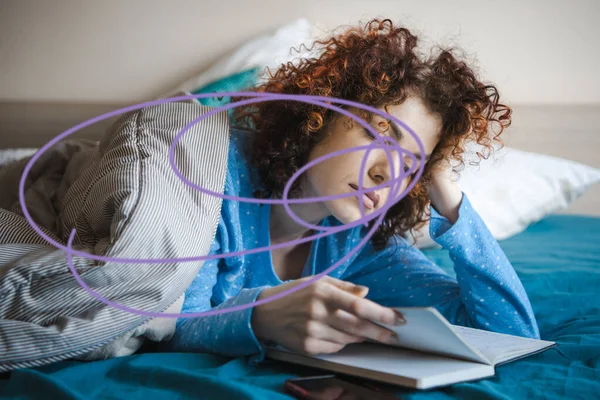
[0,100,229,372]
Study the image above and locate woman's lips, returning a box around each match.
[349,184,379,209]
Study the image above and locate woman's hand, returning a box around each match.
[251,275,405,356]
[427,156,463,224]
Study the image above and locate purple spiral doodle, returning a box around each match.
[20,92,425,319]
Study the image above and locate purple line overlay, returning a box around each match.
[20,92,425,319]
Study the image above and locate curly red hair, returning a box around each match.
[230,18,511,251]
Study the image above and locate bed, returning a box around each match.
[0,213,599,399]
[0,108,599,400]
[1,107,599,400]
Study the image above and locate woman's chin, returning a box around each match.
[328,200,375,226]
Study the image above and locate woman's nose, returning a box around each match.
[370,151,402,184]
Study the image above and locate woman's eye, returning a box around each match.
[362,127,378,139]
[403,165,420,179]
[362,128,395,147]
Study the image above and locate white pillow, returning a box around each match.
[0,148,38,168]
[162,18,319,96]
[408,146,600,249]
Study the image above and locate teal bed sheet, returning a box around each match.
[2,215,599,400]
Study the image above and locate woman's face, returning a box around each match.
[304,96,442,225]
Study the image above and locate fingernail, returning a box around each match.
[394,312,406,326]
[354,286,369,297]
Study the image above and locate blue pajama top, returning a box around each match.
[167,127,541,365]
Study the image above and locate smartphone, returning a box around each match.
[284,374,401,400]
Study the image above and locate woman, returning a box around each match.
[167,18,540,364]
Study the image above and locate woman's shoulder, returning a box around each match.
[230,125,259,146]
[224,125,262,198]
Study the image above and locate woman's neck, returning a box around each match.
[269,189,328,246]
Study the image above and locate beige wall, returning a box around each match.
[1,0,599,104]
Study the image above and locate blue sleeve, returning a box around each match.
[343,193,540,340]
[165,233,271,365]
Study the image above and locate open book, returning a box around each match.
[265,307,556,390]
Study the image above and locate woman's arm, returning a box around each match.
[164,238,271,365]
[342,193,541,339]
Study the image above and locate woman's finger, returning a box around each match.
[319,275,369,296]
[327,308,398,345]
[291,334,347,356]
[322,284,400,326]
[301,320,364,345]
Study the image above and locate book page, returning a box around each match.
[267,342,496,390]
[370,307,491,365]
[451,325,556,365]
